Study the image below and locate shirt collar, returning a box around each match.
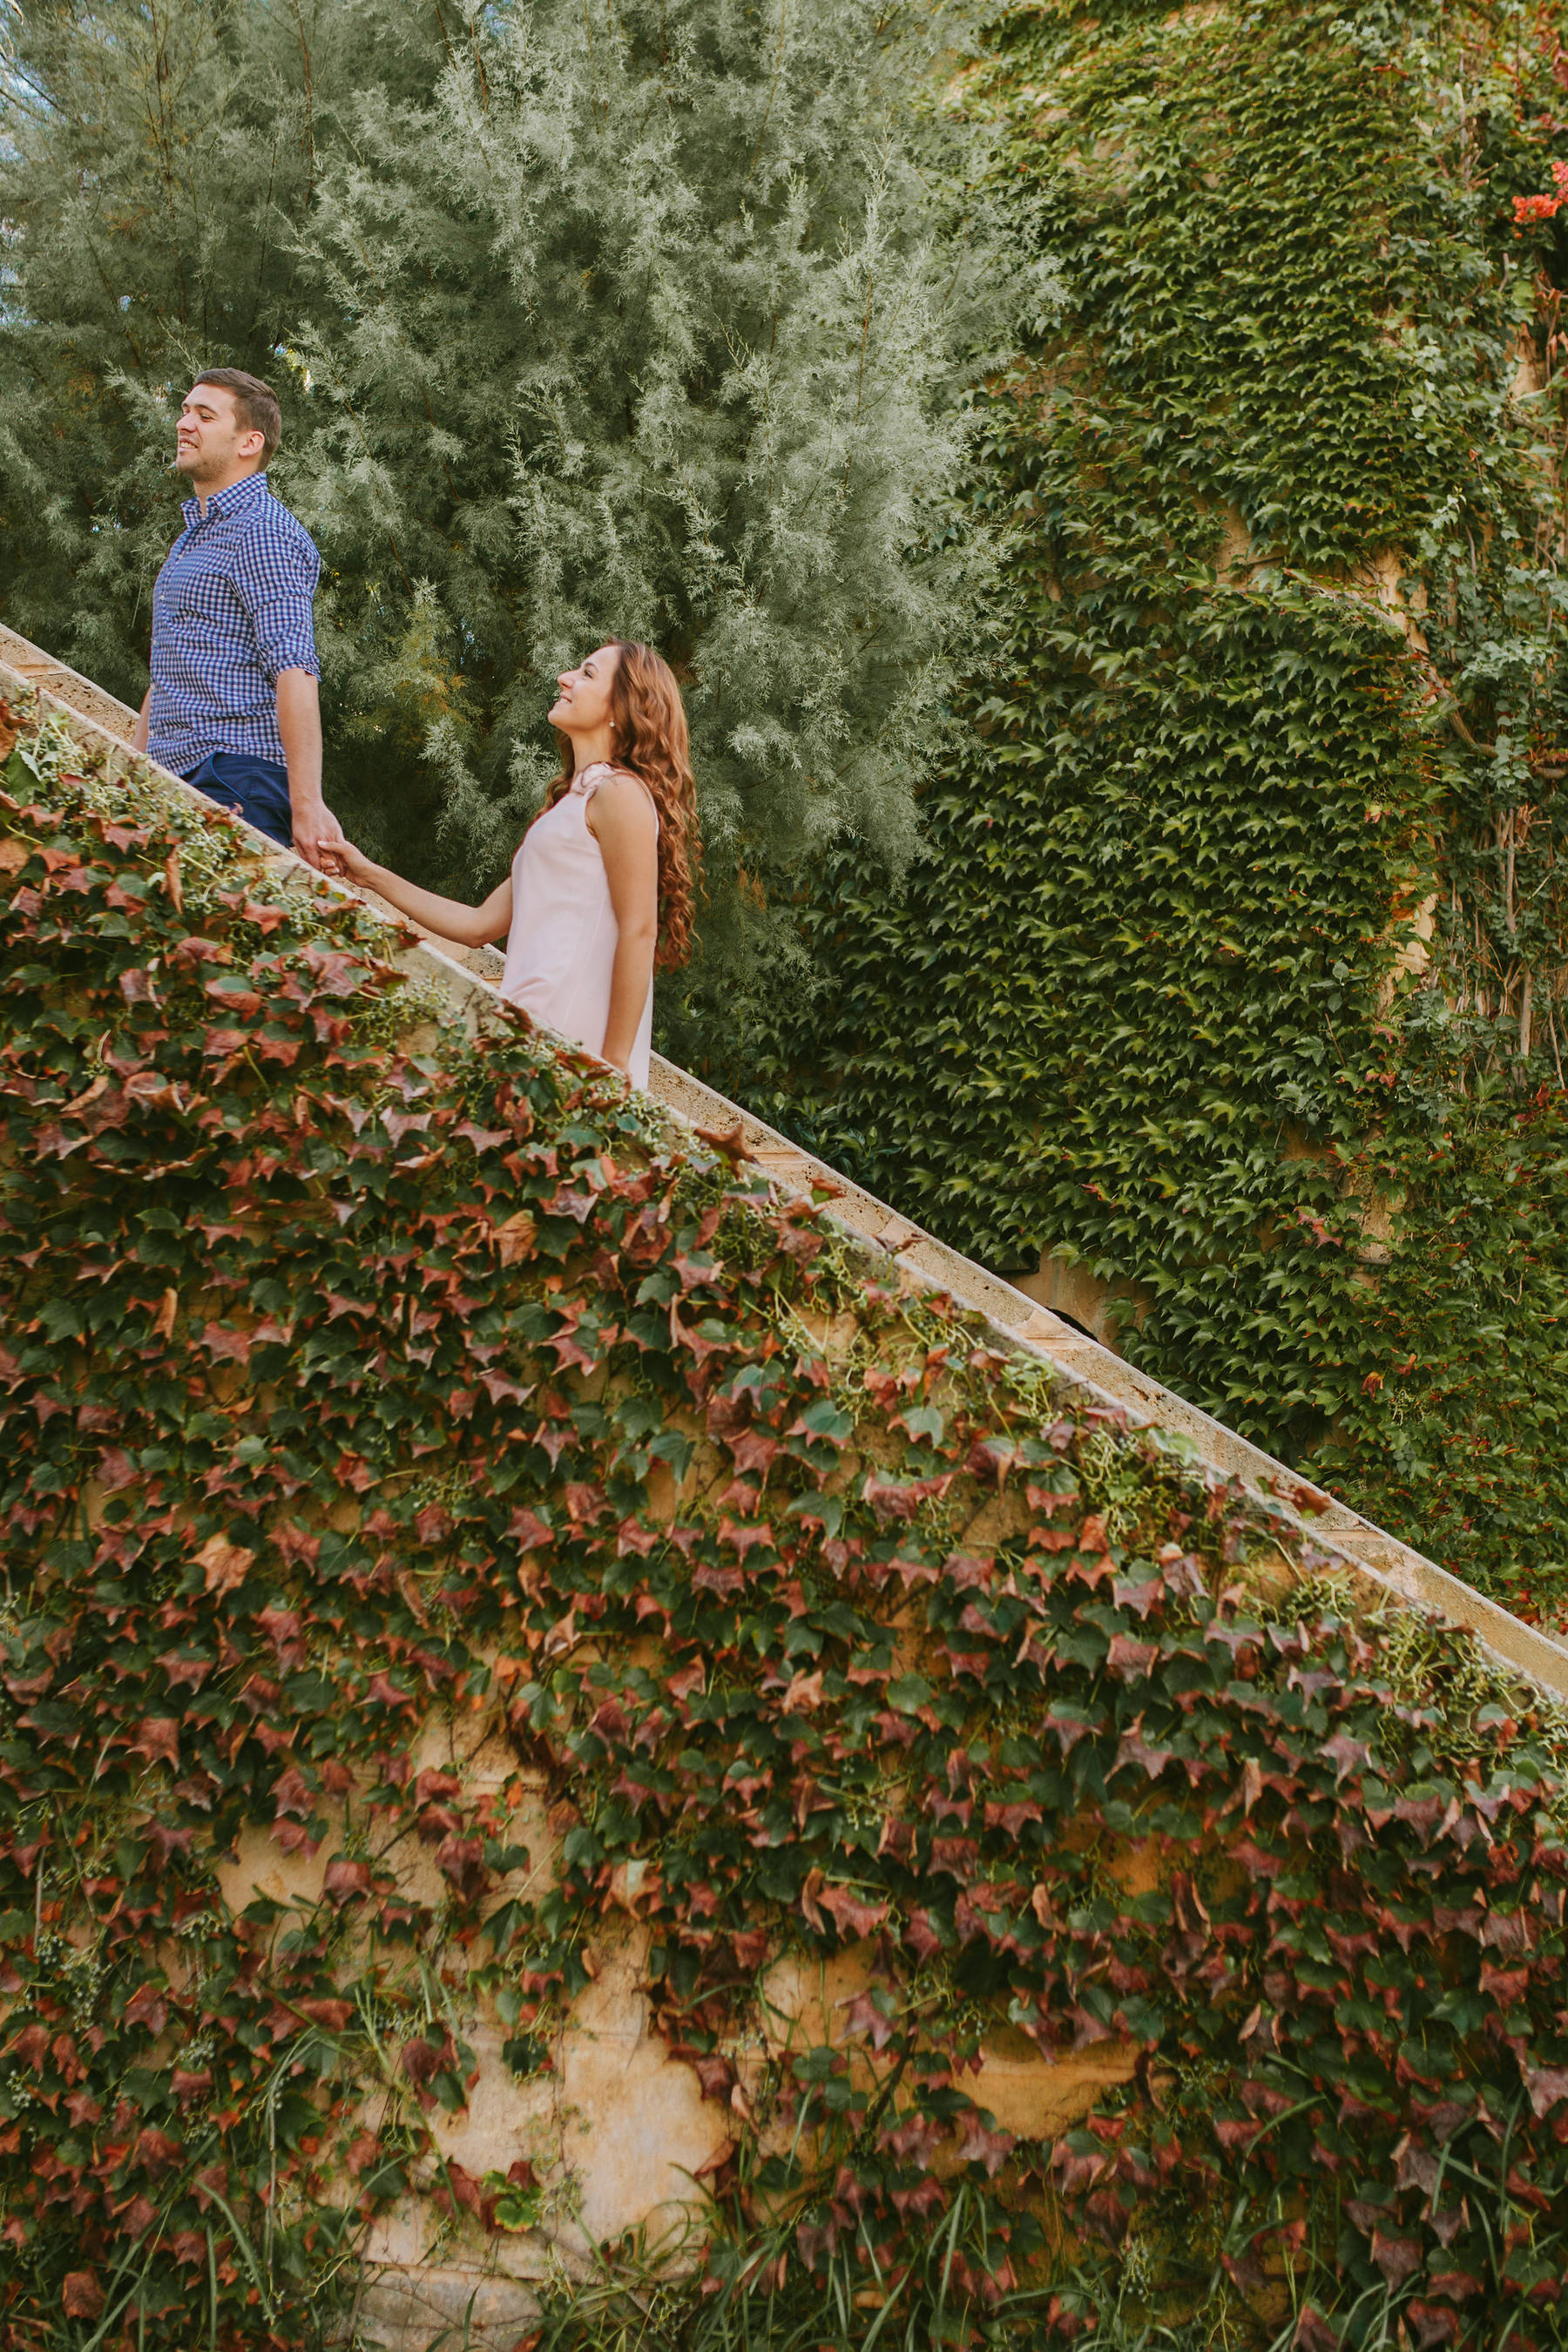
[181,469,270,530]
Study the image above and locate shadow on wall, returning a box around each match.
[997,1252,1149,1354]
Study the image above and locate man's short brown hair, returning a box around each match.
[192,368,282,466]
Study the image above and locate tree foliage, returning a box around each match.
[0,0,1000,982]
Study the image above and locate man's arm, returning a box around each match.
[132,689,151,755]
[275,669,343,870]
[234,524,341,870]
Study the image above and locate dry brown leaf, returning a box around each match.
[496,1211,537,1266]
[61,2274,104,2321]
[196,1533,254,1597]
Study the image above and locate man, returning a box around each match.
[132,368,343,868]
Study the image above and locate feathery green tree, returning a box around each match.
[286,0,1013,980]
[0,0,1009,983]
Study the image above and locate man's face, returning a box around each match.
[175,384,264,487]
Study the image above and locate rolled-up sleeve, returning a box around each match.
[233,528,321,685]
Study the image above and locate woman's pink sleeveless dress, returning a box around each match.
[499,762,656,1089]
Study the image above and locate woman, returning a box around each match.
[325,641,698,1088]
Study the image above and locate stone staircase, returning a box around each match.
[5,616,1566,1713]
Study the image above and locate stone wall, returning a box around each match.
[6,625,1568,2347]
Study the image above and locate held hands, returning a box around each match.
[291,796,348,873]
[317,838,373,884]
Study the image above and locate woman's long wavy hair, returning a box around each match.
[546,640,700,969]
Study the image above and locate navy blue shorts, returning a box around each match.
[182,752,294,850]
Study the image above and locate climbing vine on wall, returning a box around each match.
[669,0,1568,1617]
[11,698,1568,2345]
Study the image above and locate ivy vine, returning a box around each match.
[8,686,1568,2345]
[672,0,1568,1619]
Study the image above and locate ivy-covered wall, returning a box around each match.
[10,689,1568,2347]
[680,0,1568,1621]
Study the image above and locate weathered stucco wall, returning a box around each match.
[6,627,1568,2348]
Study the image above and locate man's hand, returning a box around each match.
[132,688,152,756]
[292,796,348,871]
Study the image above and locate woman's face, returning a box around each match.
[549,645,619,738]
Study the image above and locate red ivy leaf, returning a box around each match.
[1525,2065,1568,2118]
[1112,1715,1173,1779]
[118,2193,159,2240]
[96,1448,137,1492]
[295,1998,355,2031]
[1321,1733,1369,1784]
[1105,1633,1159,1681]
[323,1859,375,1905]
[816,1885,889,1939]
[1369,2229,1423,2288]
[1404,2308,1459,2351]
[953,2113,1015,2176]
[134,2127,182,2176]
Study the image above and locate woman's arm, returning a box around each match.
[586,774,659,1077]
[323,840,512,949]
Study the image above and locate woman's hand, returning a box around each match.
[320,839,375,883]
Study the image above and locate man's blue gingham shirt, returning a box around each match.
[147,470,321,776]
